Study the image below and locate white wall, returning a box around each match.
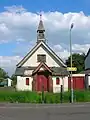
[72,74,85,77]
[16,76,33,91]
[88,76,90,86]
[16,75,68,92]
[52,76,68,93]
[22,46,60,67]
[7,78,12,87]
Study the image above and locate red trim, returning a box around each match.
[32,62,52,74]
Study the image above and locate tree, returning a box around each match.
[65,53,85,73]
[0,68,9,82]
[11,74,17,87]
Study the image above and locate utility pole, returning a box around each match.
[70,23,74,103]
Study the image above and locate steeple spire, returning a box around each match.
[37,13,46,44]
[40,13,42,21]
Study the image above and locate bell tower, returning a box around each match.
[37,14,46,44]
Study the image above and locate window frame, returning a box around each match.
[56,77,60,85]
[37,54,46,62]
[26,78,29,85]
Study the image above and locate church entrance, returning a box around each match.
[32,70,53,92]
[36,71,50,92]
[32,62,53,92]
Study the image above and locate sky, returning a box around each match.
[0,0,90,76]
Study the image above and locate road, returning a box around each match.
[0,103,90,120]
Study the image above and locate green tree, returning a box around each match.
[0,68,9,82]
[11,74,17,87]
[65,53,85,73]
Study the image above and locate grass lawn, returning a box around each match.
[0,89,90,103]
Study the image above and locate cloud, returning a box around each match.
[0,56,22,76]
[0,6,90,75]
[0,6,90,45]
[53,44,90,61]
[53,44,69,60]
[4,5,26,13]
[72,44,90,53]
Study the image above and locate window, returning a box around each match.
[26,78,29,85]
[37,54,46,62]
[56,77,60,85]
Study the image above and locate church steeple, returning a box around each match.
[37,14,46,44]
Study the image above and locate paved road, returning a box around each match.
[0,103,90,120]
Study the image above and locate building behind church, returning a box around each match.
[85,49,90,89]
[15,15,69,93]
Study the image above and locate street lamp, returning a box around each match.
[70,23,74,103]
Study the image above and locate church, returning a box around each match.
[15,15,69,93]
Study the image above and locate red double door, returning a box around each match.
[37,75,49,91]
[68,76,85,90]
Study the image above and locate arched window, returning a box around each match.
[56,77,60,85]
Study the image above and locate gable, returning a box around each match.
[22,46,60,67]
[32,62,52,74]
[17,41,66,68]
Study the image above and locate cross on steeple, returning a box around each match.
[37,13,46,44]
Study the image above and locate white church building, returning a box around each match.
[15,15,69,93]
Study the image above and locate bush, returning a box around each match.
[0,90,90,103]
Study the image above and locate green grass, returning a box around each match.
[0,91,42,103]
[0,90,90,103]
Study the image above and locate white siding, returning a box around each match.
[88,76,90,86]
[7,78,12,87]
[52,76,68,93]
[16,76,33,91]
[22,46,59,67]
[72,74,85,77]
[64,77,68,91]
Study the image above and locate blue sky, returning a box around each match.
[0,0,90,75]
[0,0,89,56]
[0,0,89,14]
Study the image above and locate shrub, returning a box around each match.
[0,90,90,103]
